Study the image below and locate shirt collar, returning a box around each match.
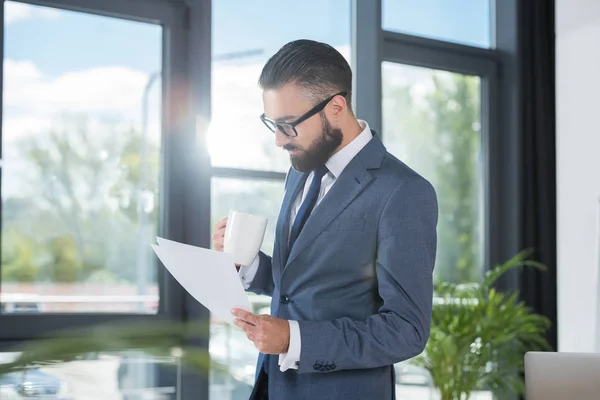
[324,119,373,178]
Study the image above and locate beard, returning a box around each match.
[285,115,343,173]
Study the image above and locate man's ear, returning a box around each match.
[327,94,347,121]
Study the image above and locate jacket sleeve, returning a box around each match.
[296,176,438,373]
[245,251,274,296]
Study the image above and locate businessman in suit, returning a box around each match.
[213,39,438,400]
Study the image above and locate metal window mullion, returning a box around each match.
[159,6,188,321]
[481,64,500,276]
[382,38,499,78]
[351,0,383,133]
[490,0,521,291]
[382,30,499,63]
[178,1,212,399]
[0,314,172,340]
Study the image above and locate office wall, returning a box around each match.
[556,0,600,352]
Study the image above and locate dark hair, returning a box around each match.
[258,39,352,110]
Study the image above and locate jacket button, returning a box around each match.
[280,295,290,304]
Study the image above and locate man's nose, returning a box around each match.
[274,128,288,148]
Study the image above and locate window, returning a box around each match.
[209,0,351,397]
[1,0,191,394]
[382,0,493,48]
[2,1,163,315]
[382,62,483,284]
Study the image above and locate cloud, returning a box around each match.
[4,59,42,82]
[5,1,61,25]
[4,59,150,115]
[2,59,160,151]
[3,115,53,140]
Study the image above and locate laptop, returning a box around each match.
[525,351,600,399]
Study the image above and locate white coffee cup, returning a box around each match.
[223,210,268,266]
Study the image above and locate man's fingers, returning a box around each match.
[231,308,259,326]
[212,229,225,240]
[214,217,228,231]
[212,217,228,251]
[234,318,257,336]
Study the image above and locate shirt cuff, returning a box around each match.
[237,254,260,290]
[278,320,301,371]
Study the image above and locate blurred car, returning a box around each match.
[0,368,72,399]
[0,293,42,313]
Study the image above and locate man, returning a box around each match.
[212,39,438,400]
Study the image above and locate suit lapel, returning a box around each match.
[283,160,373,271]
[275,171,307,268]
[279,132,387,272]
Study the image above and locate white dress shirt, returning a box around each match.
[238,119,373,371]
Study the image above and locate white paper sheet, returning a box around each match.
[151,237,252,325]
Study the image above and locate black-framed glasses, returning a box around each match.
[259,91,347,137]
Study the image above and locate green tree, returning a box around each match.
[426,74,481,283]
[110,131,161,224]
[1,229,40,282]
[46,235,86,283]
[5,114,160,283]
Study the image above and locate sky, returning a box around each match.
[2,0,490,196]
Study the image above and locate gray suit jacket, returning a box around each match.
[247,132,438,399]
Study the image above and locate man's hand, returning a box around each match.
[212,217,241,269]
[212,217,228,251]
[232,308,290,354]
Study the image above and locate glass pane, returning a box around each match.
[0,351,179,399]
[382,0,492,48]
[382,62,483,285]
[209,0,351,172]
[1,2,163,314]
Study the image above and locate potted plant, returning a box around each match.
[410,250,552,400]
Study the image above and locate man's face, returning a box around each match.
[262,84,342,172]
